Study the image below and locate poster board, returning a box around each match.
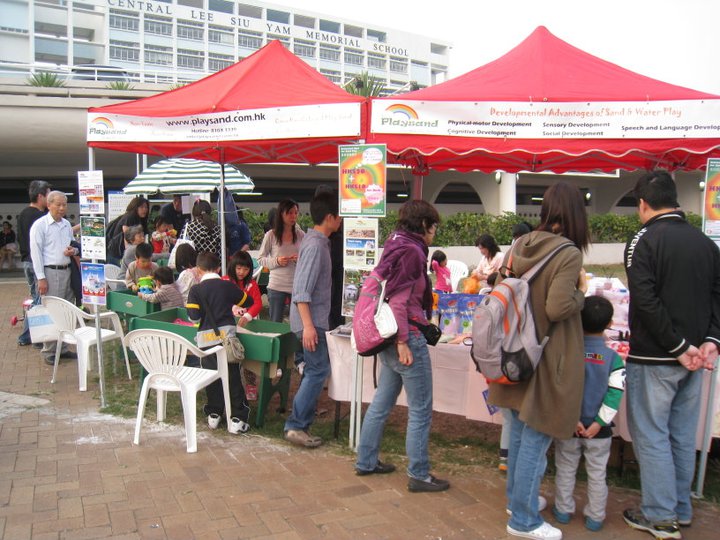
[341,217,379,318]
[338,144,387,217]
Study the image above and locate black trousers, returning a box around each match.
[201,351,250,422]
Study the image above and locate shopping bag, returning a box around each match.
[28,305,58,343]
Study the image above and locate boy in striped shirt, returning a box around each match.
[552,295,626,532]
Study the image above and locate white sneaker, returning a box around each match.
[229,417,250,434]
[507,521,562,540]
[507,495,547,516]
[297,362,305,376]
[207,413,221,430]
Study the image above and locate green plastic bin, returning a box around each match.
[129,308,299,427]
[107,289,160,318]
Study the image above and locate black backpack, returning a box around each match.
[105,215,125,259]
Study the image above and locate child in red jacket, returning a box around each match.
[225,250,262,325]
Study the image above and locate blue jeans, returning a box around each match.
[506,410,553,531]
[19,261,39,344]
[284,329,330,432]
[267,289,291,322]
[626,362,702,523]
[356,331,433,480]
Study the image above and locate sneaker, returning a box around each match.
[623,508,681,539]
[507,522,562,540]
[284,429,322,448]
[43,355,55,366]
[207,413,222,430]
[407,474,450,493]
[355,461,396,476]
[677,518,691,528]
[552,506,571,524]
[498,456,508,472]
[229,417,250,434]
[507,496,548,516]
[17,339,31,347]
[296,361,305,376]
[585,517,603,532]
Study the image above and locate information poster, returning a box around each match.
[77,170,105,215]
[341,217,379,318]
[703,158,720,246]
[81,262,106,306]
[339,144,387,217]
[80,216,106,260]
[108,191,135,221]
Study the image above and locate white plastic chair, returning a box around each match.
[446,259,469,292]
[104,263,125,291]
[42,296,131,391]
[124,329,231,454]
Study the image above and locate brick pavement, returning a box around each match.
[0,280,718,539]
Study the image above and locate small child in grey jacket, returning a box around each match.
[138,266,183,310]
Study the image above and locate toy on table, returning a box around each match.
[137,275,155,295]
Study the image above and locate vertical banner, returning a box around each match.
[77,170,105,215]
[703,158,720,246]
[339,144,387,217]
[81,262,107,306]
[341,217,379,318]
[80,216,106,260]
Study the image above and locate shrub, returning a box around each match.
[27,72,65,87]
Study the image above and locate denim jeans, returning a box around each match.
[626,362,702,523]
[284,329,329,432]
[506,410,553,532]
[355,331,433,480]
[267,288,291,322]
[18,260,39,344]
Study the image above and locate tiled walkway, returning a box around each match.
[0,280,717,539]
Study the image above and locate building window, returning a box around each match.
[238,30,262,49]
[145,44,173,66]
[367,29,386,43]
[109,10,138,32]
[267,34,290,48]
[208,25,233,45]
[208,0,233,14]
[144,15,172,37]
[319,45,340,62]
[319,19,340,33]
[237,3,262,18]
[177,0,202,7]
[177,19,204,41]
[344,49,363,66]
[177,48,204,70]
[320,69,341,84]
[294,14,315,29]
[431,43,448,55]
[389,57,408,74]
[109,40,139,62]
[209,52,233,72]
[344,24,363,38]
[368,53,386,70]
[266,9,290,24]
[293,39,315,59]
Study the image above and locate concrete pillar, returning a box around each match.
[498,172,517,214]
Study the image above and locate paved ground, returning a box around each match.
[0,280,718,540]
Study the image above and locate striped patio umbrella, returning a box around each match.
[123,158,254,195]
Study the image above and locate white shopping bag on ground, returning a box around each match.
[28,305,58,343]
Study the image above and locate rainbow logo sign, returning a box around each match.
[91,117,114,129]
[385,104,418,120]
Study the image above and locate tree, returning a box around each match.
[343,71,385,97]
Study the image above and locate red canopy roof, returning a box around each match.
[368,26,720,173]
[88,40,365,165]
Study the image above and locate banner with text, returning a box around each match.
[371,99,720,139]
[88,103,361,143]
[702,158,720,244]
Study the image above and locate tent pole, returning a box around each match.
[693,361,718,498]
[219,151,227,276]
[412,174,423,200]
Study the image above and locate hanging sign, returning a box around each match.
[80,216,106,260]
[81,262,107,306]
[341,217,379,318]
[339,144,387,217]
[702,158,720,247]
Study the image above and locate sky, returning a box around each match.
[289,0,720,95]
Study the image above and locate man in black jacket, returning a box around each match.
[622,171,720,540]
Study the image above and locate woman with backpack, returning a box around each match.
[354,200,450,493]
[489,182,589,540]
[106,196,149,265]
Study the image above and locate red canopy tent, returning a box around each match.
[367,26,720,174]
[87,40,365,165]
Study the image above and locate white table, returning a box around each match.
[326,332,502,447]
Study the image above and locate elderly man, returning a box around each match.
[29,191,77,364]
